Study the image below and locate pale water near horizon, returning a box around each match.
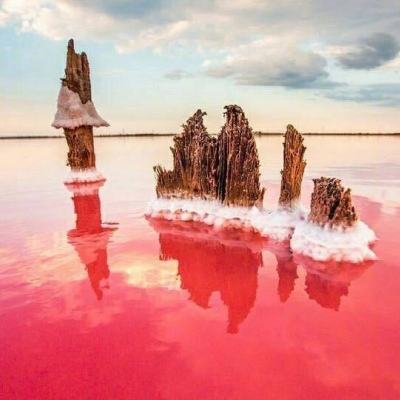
[0,136,399,399]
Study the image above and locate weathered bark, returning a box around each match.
[308,177,358,228]
[154,105,265,208]
[63,38,92,104]
[64,126,96,169]
[217,105,265,207]
[154,110,218,199]
[279,124,306,209]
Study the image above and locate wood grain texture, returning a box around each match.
[63,39,92,104]
[308,177,358,228]
[154,105,265,207]
[64,126,96,170]
[60,39,96,170]
[279,124,306,209]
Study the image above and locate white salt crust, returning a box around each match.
[290,220,376,263]
[146,198,305,241]
[65,168,105,184]
[65,180,105,196]
[52,86,109,129]
[146,197,377,262]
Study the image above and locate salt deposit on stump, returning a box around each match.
[151,106,268,229]
[52,39,109,183]
[291,178,376,262]
[149,114,376,262]
[149,106,307,240]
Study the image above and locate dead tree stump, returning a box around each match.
[52,39,108,175]
[154,109,218,199]
[154,105,265,208]
[64,126,96,170]
[279,124,306,209]
[217,105,265,207]
[308,177,358,228]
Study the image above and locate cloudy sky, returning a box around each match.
[0,0,399,135]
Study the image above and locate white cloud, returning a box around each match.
[1,0,397,54]
[164,69,192,80]
[1,0,399,104]
[206,38,336,89]
[0,11,9,26]
[115,20,189,53]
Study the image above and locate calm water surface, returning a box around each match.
[0,136,399,399]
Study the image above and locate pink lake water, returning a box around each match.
[0,136,399,399]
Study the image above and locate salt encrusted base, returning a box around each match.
[64,179,105,196]
[64,168,105,185]
[146,198,305,241]
[146,198,377,262]
[290,221,376,263]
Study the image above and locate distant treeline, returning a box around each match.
[1,132,399,139]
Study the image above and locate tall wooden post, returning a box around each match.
[279,125,306,209]
[52,39,109,182]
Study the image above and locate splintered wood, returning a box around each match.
[62,39,95,170]
[279,124,306,209]
[217,105,265,207]
[154,110,218,199]
[308,177,358,228]
[63,39,92,104]
[154,105,264,207]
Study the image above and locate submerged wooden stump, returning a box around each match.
[308,177,358,228]
[52,39,108,174]
[154,105,264,208]
[279,124,306,209]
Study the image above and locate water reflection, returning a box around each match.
[66,181,117,300]
[150,219,263,333]
[295,255,372,311]
[270,244,299,303]
[149,217,373,323]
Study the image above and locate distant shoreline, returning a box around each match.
[1,132,399,139]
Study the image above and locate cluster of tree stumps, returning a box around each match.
[153,105,358,231]
[154,106,264,207]
[151,111,376,262]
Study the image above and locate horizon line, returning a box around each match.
[1,132,400,140]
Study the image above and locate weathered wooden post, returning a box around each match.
[217,105,265,207]
[308,177,358,228]
[279,124,306,209]
[154,109,218,200]
[52,39,109,182]
[289,177,376,262]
